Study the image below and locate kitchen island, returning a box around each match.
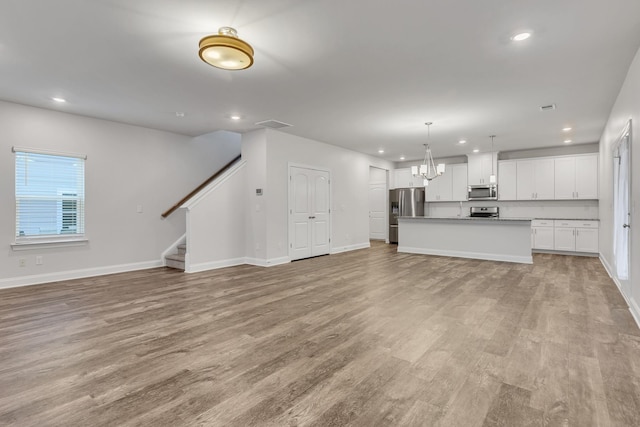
[397,216,533,264]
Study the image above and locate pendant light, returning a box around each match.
[489,135,497,184]
[411,122,446,186]
[199,27,254,70]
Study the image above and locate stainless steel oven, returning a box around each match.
[468,184,498,201]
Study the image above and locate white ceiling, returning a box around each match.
[1,0,640,160]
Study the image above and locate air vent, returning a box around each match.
[255,119,293,129]
[539,104,556,111]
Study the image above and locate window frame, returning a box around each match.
[12,146,87,248]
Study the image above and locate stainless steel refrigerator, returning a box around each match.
[389,187,425,244]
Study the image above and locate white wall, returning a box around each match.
[0,101,240,287]
[185,163,246,272]
[241,129,394,263]
[599,45,640,321]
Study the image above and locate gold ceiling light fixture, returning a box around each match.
[198,27,254,70]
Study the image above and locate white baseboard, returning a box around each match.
[187,257,246,273]
[330,242,371,254]
[245,256,291,267]
[0,260,163,290]
[398,246,533,264]
[599,254,640,329]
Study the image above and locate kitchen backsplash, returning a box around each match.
[427,199,599,219]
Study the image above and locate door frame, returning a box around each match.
[288,162,332,260]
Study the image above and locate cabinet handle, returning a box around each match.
[576,191,579,198]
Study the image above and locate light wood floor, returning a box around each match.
[1,242,640,426]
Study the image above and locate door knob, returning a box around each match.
[623,224,630,228]
[309,216,316,219]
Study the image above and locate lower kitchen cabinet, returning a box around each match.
[553,220,599,253]
[531,220,554,250]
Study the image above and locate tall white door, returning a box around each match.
[369,166,387,240]
[289,166,331,261]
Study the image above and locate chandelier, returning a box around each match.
[411,122,445,186]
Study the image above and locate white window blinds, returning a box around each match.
[14,149,85,240]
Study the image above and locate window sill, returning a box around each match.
[11,238,89,251]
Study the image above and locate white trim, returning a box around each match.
[245,256,291,267]
[12,146,87,160]
[11,238,89,251]
[330,242,371,254]
[0,260,163,290]
[182,161,246,210]
[187,257,246,273]
[600,255,640,329]
[161,233,186,266]
[398,246,533,264]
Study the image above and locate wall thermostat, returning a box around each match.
[256,188,263,196]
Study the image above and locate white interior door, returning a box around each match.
[289,166,331,261]
[613,123,631,295]
[369,167,387,240]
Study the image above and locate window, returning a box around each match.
[14,148,85,242]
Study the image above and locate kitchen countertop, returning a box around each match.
[398,216,532,221]
[533,218,600,221]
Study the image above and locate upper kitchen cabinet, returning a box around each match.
[467,153,498,185]
[392,168,424,189]
[425,163,467,202]
[498,161,517,200]
[516,158,554,200]
[554,154,598,199]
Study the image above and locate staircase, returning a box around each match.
[165,244,186,270]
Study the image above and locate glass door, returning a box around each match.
[613,120,631,296]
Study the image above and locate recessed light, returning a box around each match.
[230,115,241,120]
[52,97,66,103]
[459,140,467,144]
[473,149,480,153]
[562,127,572,132]
[400,156,405,160]
[511,32,531,41]
[175,112,185,117]
[378,149,384,154]
[564,139,572,144]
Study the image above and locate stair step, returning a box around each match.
[177,244,187,255]
[165,253,185,271]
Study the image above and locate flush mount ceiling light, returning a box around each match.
[199,27,254,70]
[52,97,66,103]
[459,140,467,144]
[562,127,572,132]
[511,32,531,41]
[411,122,445,186]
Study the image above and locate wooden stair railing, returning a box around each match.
[161,154,242,218]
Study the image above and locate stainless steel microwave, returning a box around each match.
[468,184,498,200]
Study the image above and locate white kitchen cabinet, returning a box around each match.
[425,169,450,201]
[467,153,497,185]
[554,154,598,200]
[575,155,599,199]
[498,161,517,200]
[426,163,467,202]
[516,158,554,200]
[531,220,554,250]
[393,168,424,189]
[553,220,599,253]
[451,164,468,201]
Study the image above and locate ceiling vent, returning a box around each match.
[539,104,556,111]
[255,119,293,129]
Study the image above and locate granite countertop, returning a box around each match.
[398,216,532,221]
[533,218,600,221]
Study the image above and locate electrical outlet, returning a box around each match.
[19,258,26,267]
[36,256,43,265]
